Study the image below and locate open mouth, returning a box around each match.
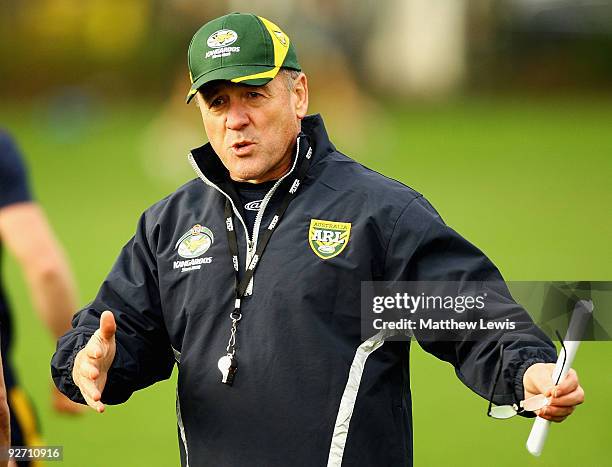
[231,141,255,155]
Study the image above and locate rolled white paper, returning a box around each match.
[526,299,593,456]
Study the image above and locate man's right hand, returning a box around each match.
[72,310,116,413]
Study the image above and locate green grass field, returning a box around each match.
[1,96,610,466]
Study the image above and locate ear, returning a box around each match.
[293,73,309,120]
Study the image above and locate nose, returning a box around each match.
[225,100,250,130]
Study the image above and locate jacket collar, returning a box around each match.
[188,114,334,186]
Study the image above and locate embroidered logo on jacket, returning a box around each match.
[174,224,214,272]
[175,224,214,258]
[308,219,351,260]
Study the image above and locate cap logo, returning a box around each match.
[273,30,288,47]
[207,29,238,48]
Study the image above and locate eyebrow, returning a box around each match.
[200,84,223,104]
[200,82,271,104]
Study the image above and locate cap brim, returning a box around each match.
[185,65,278,103]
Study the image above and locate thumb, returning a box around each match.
[99,310,116,341]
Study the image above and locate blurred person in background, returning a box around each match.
[0,130,82,463]
[0,352,9,467]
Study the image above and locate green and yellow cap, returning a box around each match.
[186,13,301,103]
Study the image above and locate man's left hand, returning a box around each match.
[523,363,584,422]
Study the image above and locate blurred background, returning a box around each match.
[1,0,610,465]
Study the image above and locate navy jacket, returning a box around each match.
[52,115,556,466]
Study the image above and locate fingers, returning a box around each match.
[537,404,574,423]
[72,348,107,414]
[76,374,105,413]
[77,360,100,380]
[99,310,117,341]
[537,404,574,418]
[549,385,585,407]
[71,312,118,414]
[546,369,584,409]
[84,396,105,414]
[85,337,104,359]
[554,369,579,398]
[535,369,584,423]
[522,363,584,423]
[82,386,105,413]
[78,376,102,403]
[85,310,117,359]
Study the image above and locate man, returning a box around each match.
[51,13,584,466]
[0,130,82,463]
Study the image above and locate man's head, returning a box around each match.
[187,13,307,183]
[195,69,308,183]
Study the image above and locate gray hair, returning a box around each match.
[281,68,301,91]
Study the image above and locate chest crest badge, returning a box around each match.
[308,219,351,260]
[175,224,214,259]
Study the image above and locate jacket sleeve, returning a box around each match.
[51,211,174,405]
[384,195,557,408]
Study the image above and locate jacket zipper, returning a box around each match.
[187,136,302,293]
[246,137,302,292]
[188,154,252,253]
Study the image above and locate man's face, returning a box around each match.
[195,72,308,183]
